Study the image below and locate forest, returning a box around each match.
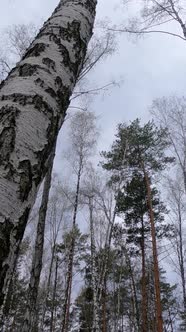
[0,0,186,331]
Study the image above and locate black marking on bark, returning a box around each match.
[35,78,45,88]
[0,80,5,89]
[1,94,54,116]
[19,64,51,77]
[45,87,56,99]
[0,207,30,307]
[0,128,15,164]
[1,94,32,106]
[23,43,47,59]
[60,21,87,76]
[0,107,18,165]
[18,160,32,201]
[84,0,97,14]
[42,58,56,71]
[55,76,63,89]
[55,76,71,113]
[19,64,38,77]
[58,22,81,43]
[32,116,59,187]
[32,95,54,116]
[0,219,13,306]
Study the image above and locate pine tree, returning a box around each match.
[102,119,174,332]
[116,172,171,332]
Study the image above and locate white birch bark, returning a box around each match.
[0,0,97,306]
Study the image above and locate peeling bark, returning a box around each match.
[0,0,97,306]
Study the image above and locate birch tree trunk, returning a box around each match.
[175,201,186,324]
[41,243,56,331]
[61,161,82,332]
[89,196,100,332]
[0,0,97,306]
[50,257,59,332]
[22,144,55,332]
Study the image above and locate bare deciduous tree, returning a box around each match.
[61,111,98,332]
[115,0,186,41]
[151,96,186,191]
[165,174,186,325]
[0,23,38,81]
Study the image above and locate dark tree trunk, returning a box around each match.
[89,196,99,332]
[41,243,56,331]
[141,218,147,332]
[102,277,107,332]
[142,163,163,332]
[125,248,140,331]
[61,161,82,332]
[23,145,55,332]
[50,257,58,332]
[178,206,186,314]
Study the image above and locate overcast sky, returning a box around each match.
[1,0,186,164]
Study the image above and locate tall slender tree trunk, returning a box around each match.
[130,279,136,332]
[41,244,56,331]
[142,163,163,332]
[102,277,107,332]
[141,218,147,332]
[61,162,82,332]
[177,205,186,317]
[168,308,174,332]
[0,0,97,306]
[98,146,128,323]
[50,257,59,332]
[89,196,100,332]
[124,247,140,331]
[23,145,55,332]
[117,266,123,331]
[98,207,116,303]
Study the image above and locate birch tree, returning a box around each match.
[2,18,112,331]
[0,23,38,81]
[151,96,186,192]
[88,196,100,332]
[165,175,186,328]
[81,168,102,332]
[61,110,97,332]
[119,0,186,41]
[0,0,97,308]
